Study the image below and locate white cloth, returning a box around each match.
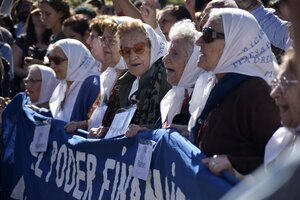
[35,65,59,105]
[100,67,117,102]
[128,23,168,101]
[264,127,295,168]
[160,45,202,124]
[188,8,278,130]
[49,39,98,122]
[214,8,277,85]
[264,125,300,169]
[188,71,216,130]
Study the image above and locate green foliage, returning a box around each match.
[168,0,184,4]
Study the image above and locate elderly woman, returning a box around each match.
[117,19,170,126]
[125,19,202,137]
[265,48,300,169]
[89,19,171,138]
[25,64,59,108]
[68,17,128,132]
[47,39,99,126]
[189,8,281,176]
[0,64,58,123]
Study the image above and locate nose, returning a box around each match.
[195,35,204,47]
[86,35,91,45]
[270,85,281,100]
[162,53,170,65]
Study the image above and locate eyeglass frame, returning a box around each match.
[24,77,42,85]
[271,76,299,93]
[99,36,117,46]
[202,27,225,43]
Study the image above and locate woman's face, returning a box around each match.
[158,11,177,41]
[120,30,151,77]
[271,68,300,128]
[31,12,45,28]
[48,47,68,80]
[86,29,104,62]
[101,28,121,67]
[25,67,42,103]
[196,18,225,71]
[163,38,189,86]
[40,3,63,30]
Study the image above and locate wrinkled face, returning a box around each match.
[163,38,189,86]
[63,25,89,47]
[270,68,300,128]
[40,3,63,30]
[100,28,121,67]
[86,29,104,62]
[25,67,42,103]
[195,18,225,71]
[120,30,151,77]
[158,11,177,41]
[48,47,68,80]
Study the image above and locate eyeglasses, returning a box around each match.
[48,56,67,65]
[99,36,117,46]
[24,78,42,85]
[202,27,225,43]
[119,42,147,57]
[271,76,299,93]
[89,33,98,40]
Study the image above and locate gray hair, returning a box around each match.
[168,19,200,58]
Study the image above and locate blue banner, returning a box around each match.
[1,93,237,200]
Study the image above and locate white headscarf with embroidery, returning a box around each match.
[188,8,278,130]
[49,39,98,122]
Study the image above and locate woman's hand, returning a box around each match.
[184,0,196,21]
[140,1,158,29]
[88,126,109,139]
[169,124,190,138]
[125,124,148,138]
[202,155,234,175]
[64,120,88,134]
[234,0,261,11]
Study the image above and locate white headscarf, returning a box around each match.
[49,39,98,122]
[188,8,278,130]
[34,65,59,105]
[160,45,202,124]
[128,22,168,100]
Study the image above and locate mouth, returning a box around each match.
[130,63,141,68]
[165,67,175,74]
[277,104,290,116]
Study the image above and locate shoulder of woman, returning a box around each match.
[82,75,100,85]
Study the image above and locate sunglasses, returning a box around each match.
[119,42,147,57]
[48,56,67,65]
[202,27,225,43]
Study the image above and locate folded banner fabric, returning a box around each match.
[1,93,237,200]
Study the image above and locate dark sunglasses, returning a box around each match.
[119,42,147,57]
[202,27,225,43]
[48,56,67,65]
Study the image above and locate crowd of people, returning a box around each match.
[1,0,300,198]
